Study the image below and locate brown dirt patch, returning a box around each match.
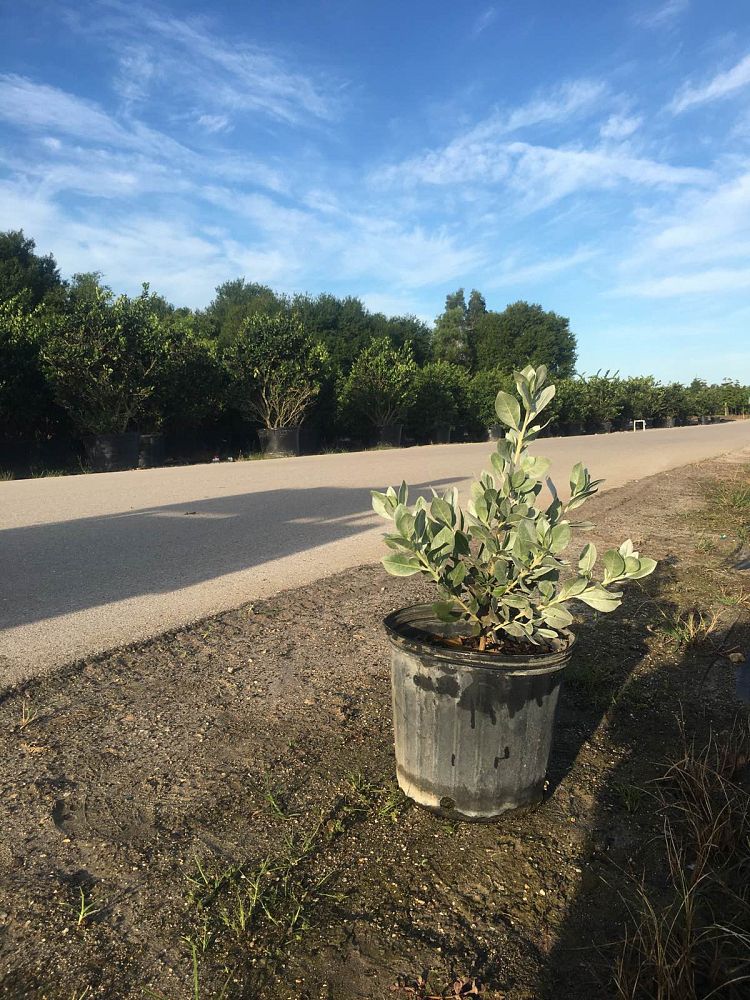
[0,456,748,999]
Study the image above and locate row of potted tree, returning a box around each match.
[1,289,747,472]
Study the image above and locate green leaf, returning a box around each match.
[578,542,597,574]
[550,522,572,554]
[495,390,521,430]
[559,576,589,600]
[628,556,657,580]
[371,490,395,520]
[432,600,461,622]
[382,553,422,577]
[541,605,573,630]
[394,504,415,539]
[569,462,586,494]
[603,549,626,581]
[576,586,623,612]
[534,384,556,415]
[430,496,453,524]
[397,481,408,505]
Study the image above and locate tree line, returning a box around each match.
[0,230,747,472]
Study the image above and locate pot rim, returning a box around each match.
[383,603,575,671]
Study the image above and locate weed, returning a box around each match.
[0,469,14,481]
[566,655,620,708]
[18,697,39,731]
[660,608,722,650]
[695,534,716,554]
[144,944,231,1000]
[75,887,100,927]
[613,781,644,815]
[262,775,300,820]
[614,723,750,1000]
[717,586,750,611]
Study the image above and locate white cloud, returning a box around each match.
[671,52,750,113]
[197,114,232,134]
[599,113,642,140]
[614,168,750,298]
[471,7,498,38]
[97,1,341,128]
[635,0,689,29]
[619,266,750,297]
[373,79,607,187]
[486,247,598,288]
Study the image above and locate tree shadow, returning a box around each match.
[0,477,463,632]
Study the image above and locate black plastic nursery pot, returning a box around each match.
[138,433,165,469]
[84,432,140,472]
[377,424,403,447]
[429,424,452,445]
[384,605,574,821]
[258,426,301,456]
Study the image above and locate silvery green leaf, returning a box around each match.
[603,549,626,582]
[382,553,421,576]
[432,600,461,622]
[495,390,521,429]
[569,462,586,494]
[541,605,573,629]
[578,542,597,573]
[430,496,453,524]
[627,557,657,580]
[430,524,454,553]
[550,522,572,554]
[371,490,393,519]
[394,504,415,539]
[534,384,556,415]
[577,586,623,612]
[501,620,526,637]
[450,562,468,586]
[397,481,408,505]
[619,539,635,558]
[559,576,589,599]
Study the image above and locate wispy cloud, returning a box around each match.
[635,0,689,29]
[599,113,642,140]
[96,1,342,128]
[471,6,498,38]
[670,51,750,112]
[373,79,607,186]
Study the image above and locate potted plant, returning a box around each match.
[338,337,417,447]
[372,365,656,820]
[407,362,471,445]
[223,312,329,456]
[37,285,166,472]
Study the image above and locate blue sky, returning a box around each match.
[1,0,749,382]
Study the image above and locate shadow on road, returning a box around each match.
[0,478,462,630]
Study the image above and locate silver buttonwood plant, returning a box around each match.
[371,365,656,650]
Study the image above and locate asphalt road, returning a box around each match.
[2,421,749,687]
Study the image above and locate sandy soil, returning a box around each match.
[0,454,748,999]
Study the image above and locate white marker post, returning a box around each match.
[633,420,646,432]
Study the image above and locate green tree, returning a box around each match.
[0,230,64,307]
[406,362,473,443]
[202,278,285,345]
[222,312,329,429]
[38,285,168,434]
[433,288,472,367]
[338,338,417,434]
[0,297,68,443]
[467,368,514,432]
[474,301,577,377]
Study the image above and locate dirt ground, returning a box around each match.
[0,454,748,1000]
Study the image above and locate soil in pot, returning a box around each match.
[258,426,301,456]
[384,604,575,821]
[84,431,140,472]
